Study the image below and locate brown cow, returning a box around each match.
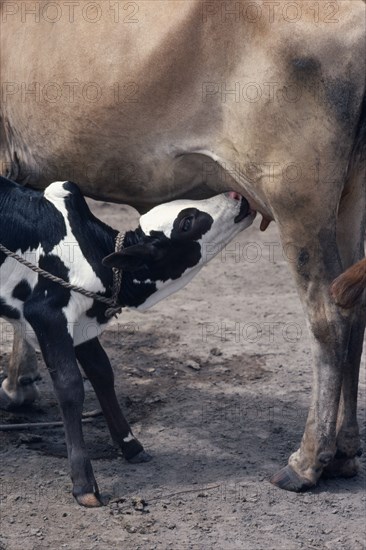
[0,1,365,496]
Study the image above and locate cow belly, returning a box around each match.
[1,1,364,217]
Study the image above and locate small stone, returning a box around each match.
[186,359,201,371]
[210,347,223,357]
[145,396,163,405]
[132,497,148,511]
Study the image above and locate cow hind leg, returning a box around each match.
[75,337,151,463]
[0,322,40,409]
[322,314,365,479]
[324,171,366,478]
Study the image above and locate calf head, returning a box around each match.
[103,193,255,311]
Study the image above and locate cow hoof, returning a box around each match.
[127,450,152,464]
[270,465,314,492]
[75,492,103,507]
[0,380,40,410]
[323,456,360,479]
[0,387,17,411]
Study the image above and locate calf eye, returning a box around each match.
[179,216,194,232]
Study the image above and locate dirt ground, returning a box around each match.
[0,199,365,550]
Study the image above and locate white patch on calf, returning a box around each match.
[123,432,135,443]
[72,311,104,347]
[135,266,201,312]
[139,194,244,240]
[44,182,107,334]
[0,250,38,309]
[0,249,41,348]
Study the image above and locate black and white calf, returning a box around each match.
[0,176,255,506]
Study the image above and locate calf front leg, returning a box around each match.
[75,337,151,463]
[0,322,40,409]
[25,304,102,507]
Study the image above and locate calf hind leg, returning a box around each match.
[75,337,151,463]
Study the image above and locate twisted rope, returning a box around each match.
[105,231,125,318]
[0,232,125,319]
[0,409,103,431]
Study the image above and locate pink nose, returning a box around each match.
[227,191,242,201]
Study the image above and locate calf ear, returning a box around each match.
[102,243,162,271]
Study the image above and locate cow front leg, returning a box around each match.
[0,322,40,409]
[270,213,350,491]
[25,306,102,507]
[75,337,151,463]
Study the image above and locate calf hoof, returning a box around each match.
[75,492,103,507]
[270,465,314,492]
[121,437,151,463]
[127,450,152,464]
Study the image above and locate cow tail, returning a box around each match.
[332,87,366,308]
[330,258,366,308]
